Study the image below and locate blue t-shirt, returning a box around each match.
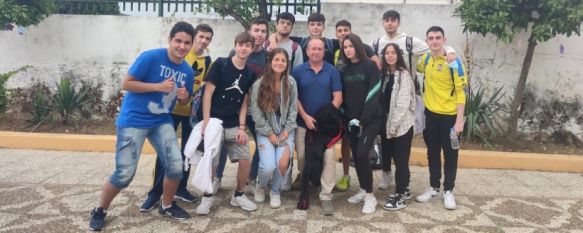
[205,57,256,128]
[116,48,194,128]
[292,62,342,128]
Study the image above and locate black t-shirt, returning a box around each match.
[205,57,256,127]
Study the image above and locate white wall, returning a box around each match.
[1,3,581,139]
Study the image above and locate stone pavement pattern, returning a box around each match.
[0,148,582,233]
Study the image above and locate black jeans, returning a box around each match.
[423,109,459,191]
[147,114,192,198]
[381,127,413,194]
[347,119,381,193]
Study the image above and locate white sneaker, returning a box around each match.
[281,173,292,191]
[196,196,214,215]
[415,187,439,203]
[378,171,392,190]
[362,193,377,214]
[246,180,256,195]
[230,194,258,211]
[347,189,367,204]
[212,177,221,194]
[254,185,266,203]
[269,191,281,209]
[443,190,457,210]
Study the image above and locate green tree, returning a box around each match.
[455,0,583,138]
[55,1,120,15]
[0,0,54,27]
[198,0,317,30]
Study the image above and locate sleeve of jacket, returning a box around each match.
[250,80,274,136]
[389,70,415,135]
[359,63,382,126]
[284,77,298,132]
[453,57,467,104]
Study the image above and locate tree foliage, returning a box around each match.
[198,0,317,30]
[0,0,54,27]
[55,1,120,15]
[454,0,583,137]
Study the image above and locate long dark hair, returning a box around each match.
[338,34,368,71]
[380,43,408,80]
[257,48,290,112]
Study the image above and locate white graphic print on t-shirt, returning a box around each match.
[148,64,188,114]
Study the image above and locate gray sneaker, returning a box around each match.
[321,200,334,216]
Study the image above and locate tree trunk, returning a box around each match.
[258,0,270,21]
[508,32,537,138]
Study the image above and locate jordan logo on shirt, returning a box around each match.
[225,74,244,94]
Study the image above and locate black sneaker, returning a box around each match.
[386,189,411,201]
[89,207,106,231]
[140,195,160,212]
[174,189,197,203]
[159,202,191,220]
[383,194,406,211]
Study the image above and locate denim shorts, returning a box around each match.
[109,123,183,189]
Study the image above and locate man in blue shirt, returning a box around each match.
[292,37,342,215]
[89,22,195,231]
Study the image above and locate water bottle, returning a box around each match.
[450,128,460,150]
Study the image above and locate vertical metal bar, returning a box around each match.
[159,0,164,17]
[285,0,289,13]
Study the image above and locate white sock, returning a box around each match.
[162,203,172,209]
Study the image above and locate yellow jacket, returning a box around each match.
[417,53,466,115]
[172,49,211,116]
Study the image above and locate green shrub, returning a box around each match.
[28,85,53,127]
[464,86,505,147]
[53,77,88,124]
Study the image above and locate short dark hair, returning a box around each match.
[335,19,351,29]
[382,10,400,21]
[194,23,213,38]
[234,31,255,46]
[251,17,269,29]
[170,21,195,40]
[276,12,295,26]
[426,26,445,36]
[308,12,325,23]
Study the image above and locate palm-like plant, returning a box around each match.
[53,78,88,124]
[464,86,505,147]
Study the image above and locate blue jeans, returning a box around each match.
[257,130,295,194]
[110,123,183,189]
[216,116,259,180]
[146,114,192,198]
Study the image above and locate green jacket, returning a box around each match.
[250,76,298,136]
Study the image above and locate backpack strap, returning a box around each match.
[325,38,334,60]
[372,37,380,55]
[203,56,211,77]
[405,36,420,94]
[291,42,299,72]
[449,67,456,96]
[422,53,432,93]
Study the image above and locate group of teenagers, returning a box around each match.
[89,9,467,231]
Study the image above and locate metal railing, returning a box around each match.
[54,0,321,17]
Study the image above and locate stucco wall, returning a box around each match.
[1,3,581,139]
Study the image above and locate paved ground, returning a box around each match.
[0,148,581,233]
